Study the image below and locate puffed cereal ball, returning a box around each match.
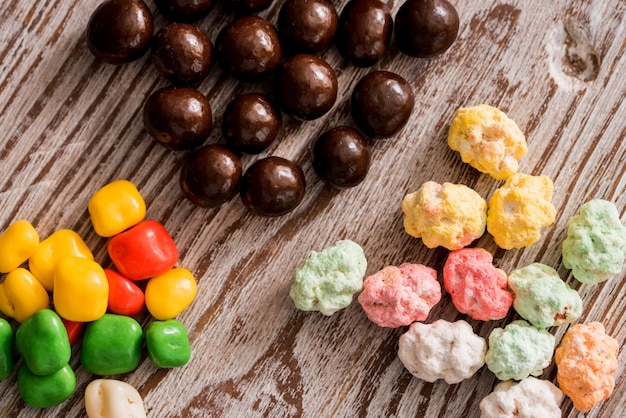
[555,322,618,412]
[562,199,626,284]
[447,104,527,180]
[487,173,556,249]
[479,377,563,418]
[402,181,487,250]
[398,319,486,384]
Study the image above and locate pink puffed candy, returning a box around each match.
[555,322,619,412]
[443,248,512,321]
[358,263,441,328]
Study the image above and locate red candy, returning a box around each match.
[108,220,178,281]
[104,269,145,316]
[60,317,85,346]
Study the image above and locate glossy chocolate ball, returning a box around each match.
[222,93,281,154]
[215,16,282,81]
[351,71,415,138]
[336,0,392,67]
[152,23,213,85]
[312,126,371,188]
[231,0,274,15]
[274,54,337,120]
[180,144,242,207]
[395,0,459,57]
[277,0,338,54]
[143,86,212,150]
[240,156,305,217]
[153,0,214,22]
[86,0,154,64]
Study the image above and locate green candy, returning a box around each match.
[80,313,143,375]
[0,318,15,380]
[17,362,76,408]
[15,309,70,376]
[146,319,191,368]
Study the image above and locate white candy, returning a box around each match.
[479,377,563,418]
[85,379,147,418]
[398,319,486,384]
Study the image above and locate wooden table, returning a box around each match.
[1,0,624,417]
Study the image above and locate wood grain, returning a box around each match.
[1,0,625,417]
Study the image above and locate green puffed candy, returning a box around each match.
[508,263,582,328]
[17,362,76,408]
[146,319,191,368]
[289,239,367,315]
[562,199,626,284]
[15,309,70,376]
[80,313,143,375]
[485,320,555,381]
[0,318,15,380]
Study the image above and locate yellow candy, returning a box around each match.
[88,180,146,237]
[448,104,527,180]
[145,268,197,320]
[29,229,94,292]
[0,220,39,273]
[53,256,108,322]
[0,268,49,323]
[402,181,487,250]
[487,173,557,249]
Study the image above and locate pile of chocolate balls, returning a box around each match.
[85,0,459,217]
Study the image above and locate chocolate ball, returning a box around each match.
[277,0,338,54]
[395,0,460,57]
[153,0,214,22]
[336,0,392,67]
[151,23,213,85]
[274,54,337,120]
[215,16,282,81]
[143,86,212,151]
[180,144,242,207]
[240,156,306,217]
[231,0,274,15]
[351,71,415,138]
[86,0,154,64]
[312,126,371,188]
[222,93,281,154]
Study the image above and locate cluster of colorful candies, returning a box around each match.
[0,180,196,412]
[288,104,626,415]
[85,0,460,216]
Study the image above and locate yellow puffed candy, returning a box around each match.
[402,181,487,250]
[88,180,146,237]
[0,220,39,273]
[448,104,527,180]
[0,268,50,323]
[29,229,94,291]
[487,173,556,249]
[145,268,197,320]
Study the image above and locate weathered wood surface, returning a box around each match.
[1,0,625,417]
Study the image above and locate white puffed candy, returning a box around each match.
[479,377,563,418]
[85,379,147,418]
[398,319,486,384]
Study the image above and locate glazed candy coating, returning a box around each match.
[402,181,487,250]
[479,377,563,418]
[447,104,527,180]
[487,173,556,249]
[289,240,367,315]
[443,248,512,321]
[508,263,582,328]
[485,320,555,381]
[358,263,441,328]
[0,219,39,273]
[562,199,626,284]
[398,319,486,384]
[555,322,618,412]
